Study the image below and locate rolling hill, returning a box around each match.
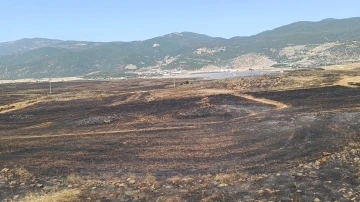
[1,17,360,79]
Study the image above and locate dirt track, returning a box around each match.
[196,89,289,109]
[334,76,360,87]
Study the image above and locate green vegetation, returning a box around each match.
[1,18,360,79]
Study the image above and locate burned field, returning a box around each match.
[0,77,360,201]
[251,86,360,112]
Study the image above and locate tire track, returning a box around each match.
[198,89,289,110]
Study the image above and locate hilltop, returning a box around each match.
[1,17,360,79]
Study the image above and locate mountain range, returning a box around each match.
[1,17,360,79]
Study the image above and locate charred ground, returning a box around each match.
[0,69,360,201]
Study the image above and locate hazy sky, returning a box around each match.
[1,0,359,42]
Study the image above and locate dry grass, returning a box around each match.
[0,90,114,115]
[199,174,213,184]
[20,189,82,202]
[349,142,360,148]
[214,172,248,184]
[134,115,173,124]
[143,173,160,188]
[199,96,212,108]
[214,173,233,184]
[124,190,148,201]
[324,62,360,71]
[13,167,33,179]
[24,121,53,130]
[201,193,225,202]
[66,173,84,185]
[166,176,182,185]
[124,173,137,181]
[334,76,360,87]
[0,99,41,114]
[181,176,194,184]
[2,167,33,181]
[48,91,112,102]
[166,175,195,187]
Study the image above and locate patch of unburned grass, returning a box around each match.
[166,176,182,185]
[66,173,84,185]
[124,189,148,201]
[214,171,248,184]
[12,167,33,179]
[2,167,33,181]
[143,173,160,190]
[166,175,194,186]
[20,189,82,202]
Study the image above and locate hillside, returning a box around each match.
[0,38,62,56]
[1,17,360,79]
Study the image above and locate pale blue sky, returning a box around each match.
[1,0,359,42]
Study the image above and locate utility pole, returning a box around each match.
[49,77,52,94]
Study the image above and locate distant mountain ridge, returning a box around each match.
[1,17,360,79]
